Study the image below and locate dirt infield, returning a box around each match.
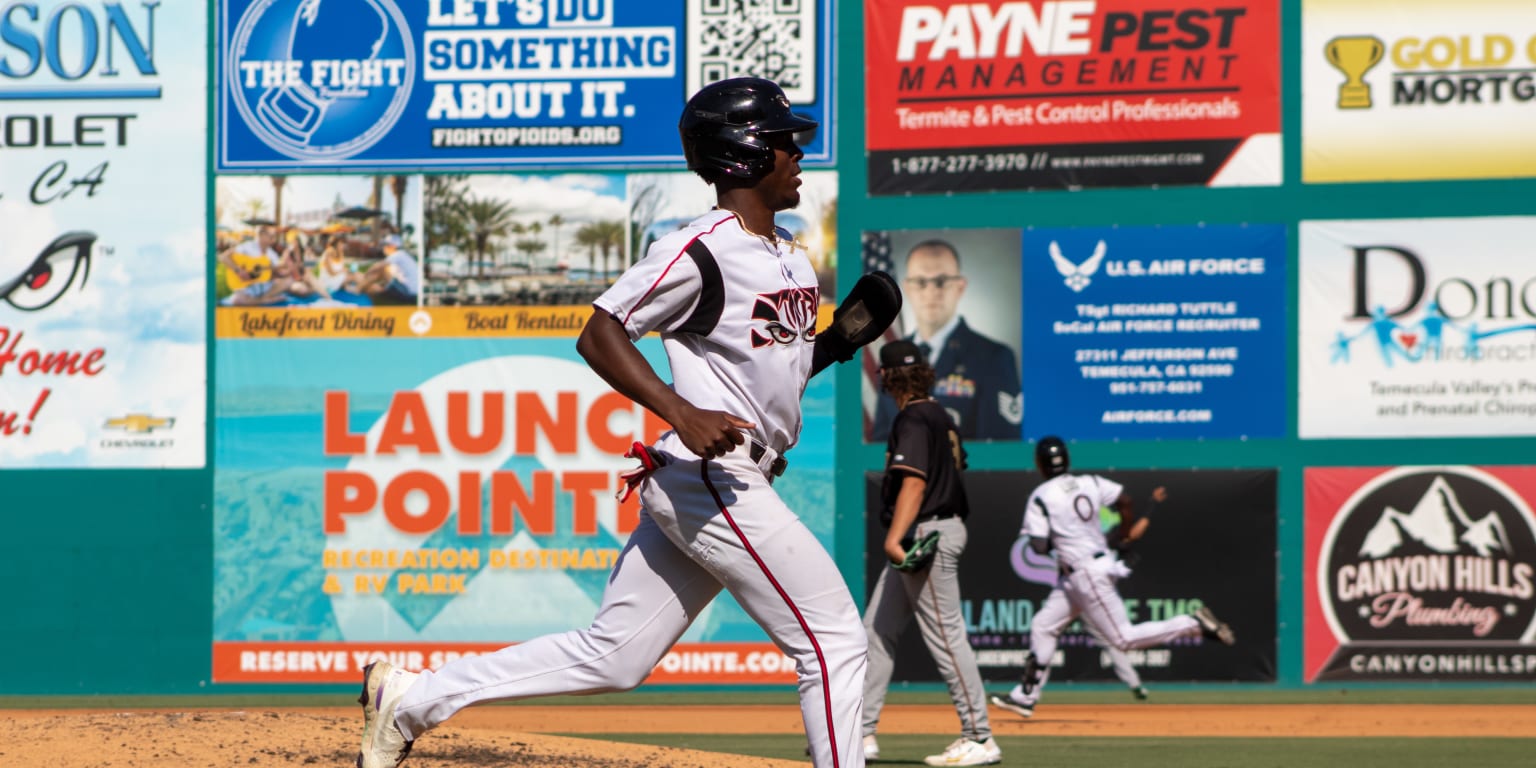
[5,703,1535,767]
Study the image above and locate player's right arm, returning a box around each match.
[1022,490,1051,556]
[576,309,752,460]
[885,473,926,565]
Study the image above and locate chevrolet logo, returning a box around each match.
[104,414,175,434]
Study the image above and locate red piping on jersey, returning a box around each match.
[700,461,841,768]
[621,213,733,328]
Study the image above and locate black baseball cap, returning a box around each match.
[879,340,925,369]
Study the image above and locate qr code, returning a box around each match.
[687,0,817,104]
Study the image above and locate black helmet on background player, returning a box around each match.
[679,77,818,182]
[1035,436,1069,478]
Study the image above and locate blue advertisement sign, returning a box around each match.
[1021,224,1287,440]
[217,0,832,171]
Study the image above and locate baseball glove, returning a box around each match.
[894,530,940,572]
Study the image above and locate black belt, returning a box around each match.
[748,441,788,477]
[1059,551,1109,576]
[915,511,959,523]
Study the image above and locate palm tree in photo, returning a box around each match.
[463,196,516,278]
[270,175,287,227]
[590,219,626,281]
[574,222,603,281]
[424,175,471,278]
[389,175,409,239]
[547,213,565,268]
[524,220,543,270]
[242,198,269,224]
[515,237,547,273]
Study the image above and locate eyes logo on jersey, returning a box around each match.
[750,287,819,348]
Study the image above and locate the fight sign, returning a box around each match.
[216,0,834,171]
[864,0,1281,195]
[1306,466,1536,681]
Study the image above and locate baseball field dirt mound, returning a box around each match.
[5,702,1534,766]
[2,710,807,768]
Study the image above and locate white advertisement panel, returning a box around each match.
[0,2,207,468]
[1302,0,1536,183]
[1299,217,1536,438]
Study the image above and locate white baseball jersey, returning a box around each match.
[594,208,819,455]
[1006,472,1200,711]
[394,207,868,768]
[1021,473,1124,570]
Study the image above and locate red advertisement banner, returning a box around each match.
[1305,466,1536,682]
[864,0,1281,193]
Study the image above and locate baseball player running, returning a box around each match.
[355,77,901,768]
[1090,486,1168,700]
[990,437,1234,718]
[862,340,999,767]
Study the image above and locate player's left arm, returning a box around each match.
[811,271,902,377]
[1124,486,1166,544]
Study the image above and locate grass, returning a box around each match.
[589,733,1536,767]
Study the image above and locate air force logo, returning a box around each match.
[228,0,414,161]
[1049,240,1106,293]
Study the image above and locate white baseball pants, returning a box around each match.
[1010,555,1198,707]
[392,434,868,768]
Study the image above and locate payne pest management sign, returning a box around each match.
[864,0,1281,194]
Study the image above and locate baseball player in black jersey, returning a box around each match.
[862,340,999,766]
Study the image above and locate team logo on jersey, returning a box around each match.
[1049,240,1106,293]
[1315,466,1536,680]
[227,0,415,161]
[750,287,818,348]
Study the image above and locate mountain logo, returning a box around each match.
[1319,466,1536,645]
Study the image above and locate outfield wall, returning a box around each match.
[3,0,1535,694]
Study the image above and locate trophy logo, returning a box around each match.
[1326,36,1386,109]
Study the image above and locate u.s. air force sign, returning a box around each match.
[1306,466,1536,681]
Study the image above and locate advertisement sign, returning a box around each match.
[1023,224,1286,441]
[213,331,836,683]
[864,0,1281,195]
[0,1,206,468]
[1306,466,1536,681]
[1303,0,1536,183]
[859,229,1023,443]
[866,469,1277,684]
[217,0,832,171]
[1299,217,1536,439]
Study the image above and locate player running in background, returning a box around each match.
[990,437,1234,719]
[1082,485,1167,701]
[861,340,1000,767]
[355,77,899,768]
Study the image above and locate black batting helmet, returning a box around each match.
[679,77,817,182]
[1035,436,1070,478]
